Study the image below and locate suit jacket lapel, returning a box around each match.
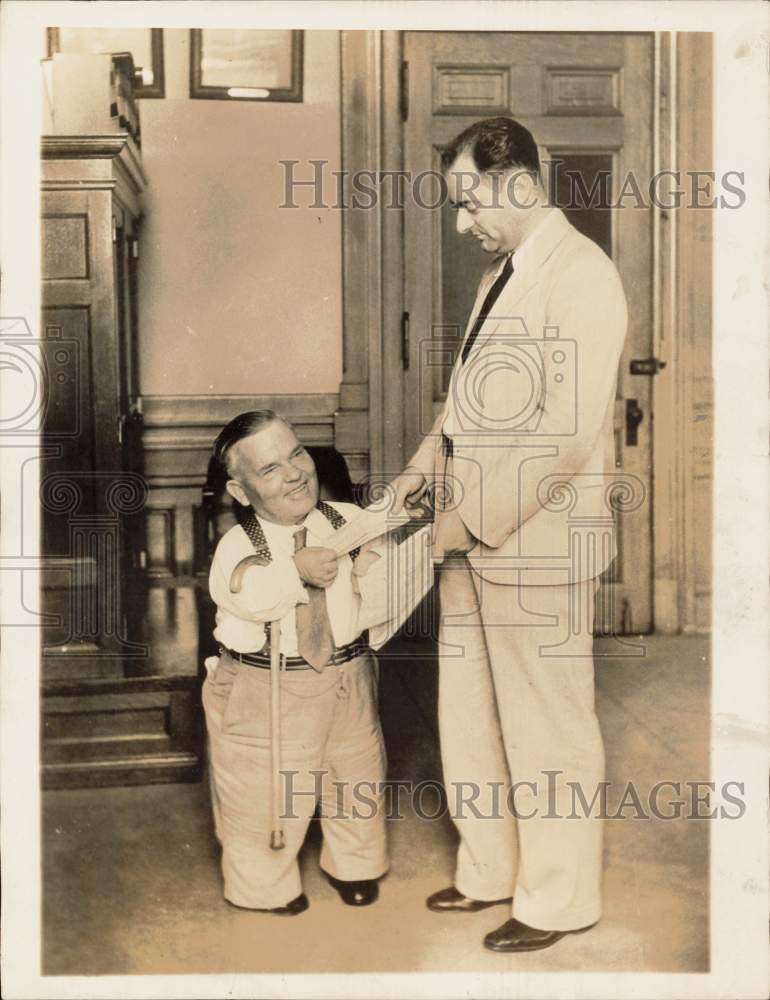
[443,209,573,429]
[463,209,572,358]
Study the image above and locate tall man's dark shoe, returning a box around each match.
[484,916,595,952]
[327,874,379,906]
[427,887,512,913]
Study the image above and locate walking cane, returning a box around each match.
[230,555,286,851]
[267,618,285,851]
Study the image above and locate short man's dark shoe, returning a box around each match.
[270,893,310,916]
[426,886,512,913]
[227,893,309,916]
[483,916,595,952]
[327,874,379,906]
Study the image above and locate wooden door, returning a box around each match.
[40,188,114,558]
[41,173,141,664]
[402,31,654,633]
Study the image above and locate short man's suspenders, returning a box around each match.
[240,501,360,564]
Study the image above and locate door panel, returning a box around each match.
[403,31,654,633]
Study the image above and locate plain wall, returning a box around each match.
[137,29,343,396]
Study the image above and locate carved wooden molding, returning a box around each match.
[141,392,339,486]
[652,33,712,636]
[432,65,510,116]
[338,31,405,478]
[544,67,622,116]
[42,133,148,193]
[142,392,338,429]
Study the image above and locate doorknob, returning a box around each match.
[625,398,643,446]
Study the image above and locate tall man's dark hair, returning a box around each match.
[441,116,541,177]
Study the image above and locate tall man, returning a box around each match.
[391,117,628,952]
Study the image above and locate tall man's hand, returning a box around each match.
[432,509,475,562]
[390,466,430,515]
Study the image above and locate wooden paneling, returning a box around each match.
[675,33,713,634]
[41,675,201,789]
[42,214,90,279]
[338,31,405,480]
[432,65,510,115]
[141,392,338,483]
[544,67,622,116]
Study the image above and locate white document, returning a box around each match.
[354,524,434,650]
[322,499,415,557]
[320,501,435,648]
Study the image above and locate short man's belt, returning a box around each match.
[221,634,370,672]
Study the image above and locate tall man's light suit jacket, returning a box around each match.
[410,208,628,586]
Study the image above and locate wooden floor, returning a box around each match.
[42,624,710,976]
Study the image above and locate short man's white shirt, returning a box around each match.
[209,501,361,656]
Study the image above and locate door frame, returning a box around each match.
[336,30,712,635]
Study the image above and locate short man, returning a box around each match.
[203,410,388,914]
[392,117,628,951]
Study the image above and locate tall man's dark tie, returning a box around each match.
[293,526,335,671]
[460,254,514,364]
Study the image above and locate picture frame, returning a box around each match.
[46,27,165,99]
[189,29,304,102]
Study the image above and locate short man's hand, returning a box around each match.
[390,466,429,515]
[432,510,475,562]
[293,546,339,588]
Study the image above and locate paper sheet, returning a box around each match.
[321,500,416,557]
[354,524,434,650]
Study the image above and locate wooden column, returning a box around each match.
[336,31,405,486]
[676,32,713,634]
[652,32,713,634]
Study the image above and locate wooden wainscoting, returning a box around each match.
[141,393,342,577]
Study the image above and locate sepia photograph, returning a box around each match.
[0,2,767,998]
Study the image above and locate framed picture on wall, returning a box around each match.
[189,29,304,102]
[46,27,165,98]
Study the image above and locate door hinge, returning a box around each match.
[401,311,410,370]
[400,61,409,122]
